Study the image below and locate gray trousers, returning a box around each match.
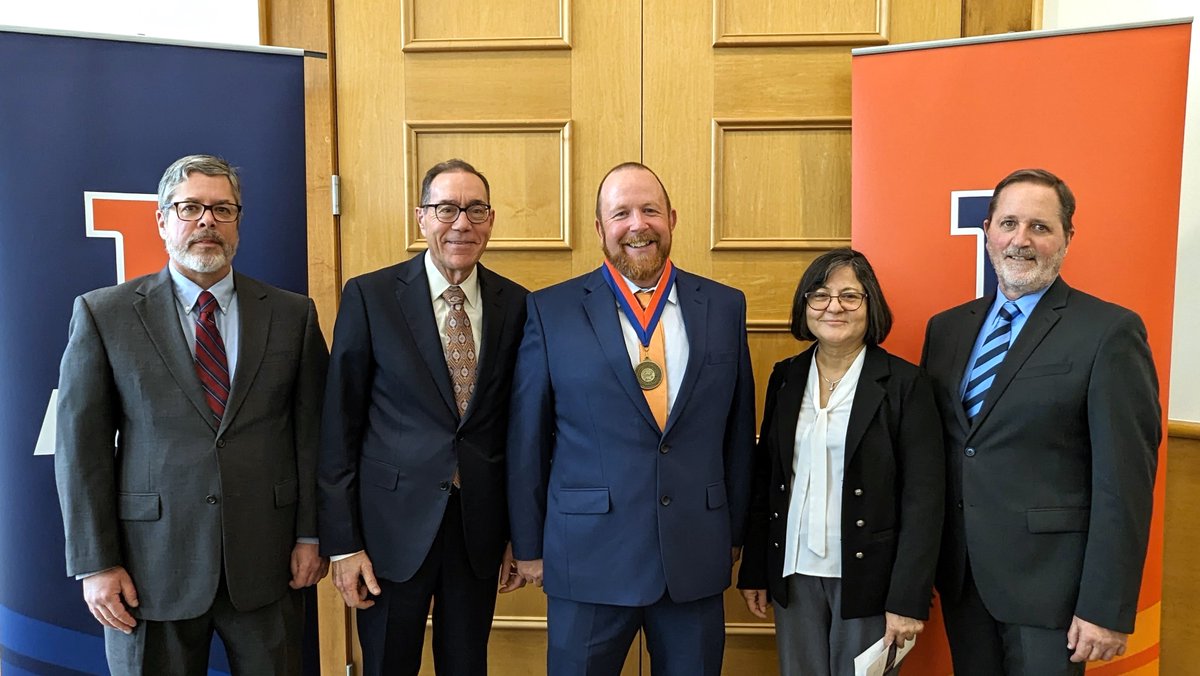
[773,574,890,676]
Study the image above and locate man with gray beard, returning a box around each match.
[920,168,1160,675]
[55,154,329,675]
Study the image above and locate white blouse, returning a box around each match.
[782,346,867,579]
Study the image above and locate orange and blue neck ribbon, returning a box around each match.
[600,259,676,348]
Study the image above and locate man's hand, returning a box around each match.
[883,612,924,647]
[516,559,544,588]
[331,551,382,609]
[289,542,329,589]
[83,566,139,634]
[740,589,769,619]
[1067,615,1127,662]
[498,542,525,593]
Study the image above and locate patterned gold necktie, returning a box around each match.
[442,285,477,418]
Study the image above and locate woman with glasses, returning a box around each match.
[737,248,944,676]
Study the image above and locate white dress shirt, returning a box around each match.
[615,273,689,417]
[782,346,867,579]
[424,251,483,363]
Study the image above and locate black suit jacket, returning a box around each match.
[738,344,944,619]
[921,277,1160,632]
[318,254,528,581]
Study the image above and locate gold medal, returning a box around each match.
[636,358,663,390]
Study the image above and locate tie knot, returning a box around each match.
[196,290,218,316]
[442,285,465,306]
[999,301,1020,322]
[634,289,653,310]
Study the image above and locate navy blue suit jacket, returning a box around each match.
[507,266,755,606]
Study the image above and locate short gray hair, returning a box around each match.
[157,155,242,210]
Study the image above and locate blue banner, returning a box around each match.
[0,28,310,674]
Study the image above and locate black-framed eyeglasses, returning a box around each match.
[169,201,243,223]
[421,202,492,224]
[805,291,867,311]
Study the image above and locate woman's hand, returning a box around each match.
[884,612,924,647]
[741,589,770,619]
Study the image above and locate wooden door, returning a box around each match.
[328,0,964,673]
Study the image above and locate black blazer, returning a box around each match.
[318,254,528,581]
[738,344,944,620]
[921,277,1159,632]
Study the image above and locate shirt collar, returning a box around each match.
[169,264,236,313]
[617,270,678,306]
[424,251,481,308]
[991,281,1050,318]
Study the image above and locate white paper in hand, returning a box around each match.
[854,635,915,676]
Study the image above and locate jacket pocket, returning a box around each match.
[117,493,161,521]
[274,479,298,507]
[557,488,611,514]
[361,456,400,491]
[1026,507,1089,533]
[707,482,727,509]
[1015,361,1071,380]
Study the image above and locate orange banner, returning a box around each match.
[851,20,1190,674]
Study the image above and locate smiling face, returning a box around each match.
[984,181,1070,300]
[806,264,869,352]
[417,170,494,285]
[594,166,676,287]
[155,172,240,288]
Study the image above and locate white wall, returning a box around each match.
[0,0,259,46]
[1043,1,1199,423]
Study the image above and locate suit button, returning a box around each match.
[965,447,976,457]
[856,520,865,527]
[205,495,218,504]
[660,495,671,506]
[855,552,864,559]
[216,439,226,448]
[456,434,465,442]
[773,541,780,549]
[779,484,786,492]
[659,444,670,454]
[854,488,863,496]
[771,512,779,520]
[957,500,964,509]
[439,481,450,491]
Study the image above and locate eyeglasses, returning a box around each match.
[169,201,242,223]
[421,202,492,224]
[805,291,867,311]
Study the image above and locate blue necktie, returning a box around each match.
[963,302,1020,420]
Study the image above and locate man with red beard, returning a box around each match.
[507,162,756,675]
[921,169,1160,675]
[55,154,329,675]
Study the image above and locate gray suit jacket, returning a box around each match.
[55,267,328,621]
[921,277,1160,632]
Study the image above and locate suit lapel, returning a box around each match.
[664,271,707,435]
[582,269,660,431]
[395,255,458,418]
[133,268,217,431]
[219,273,270,432]
[949,295,993,433]
[771,346,814,483]
[844,346,888,467]
[461,264,507,428]
[970,278,1068,432]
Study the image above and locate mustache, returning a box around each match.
[620,236,658,246]
[188,231,227,246]
[1002,246,1036,258]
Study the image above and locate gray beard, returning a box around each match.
[166,237,237,275]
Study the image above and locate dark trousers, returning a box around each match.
[547,592,725,676]
[942,562,1084,676]
[105,573,302,676]
[356,492,498,676]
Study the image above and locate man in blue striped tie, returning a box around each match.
[920,169,1160,676]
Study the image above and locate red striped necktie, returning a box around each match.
[194,290,231,423]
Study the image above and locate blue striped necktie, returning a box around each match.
[963,302,1020,420]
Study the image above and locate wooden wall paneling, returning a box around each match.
[259,3,346,675]
[1162,432,1200,674]
[402,0,570,51]
[961,0,1035,37]
[715,0,889,46]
